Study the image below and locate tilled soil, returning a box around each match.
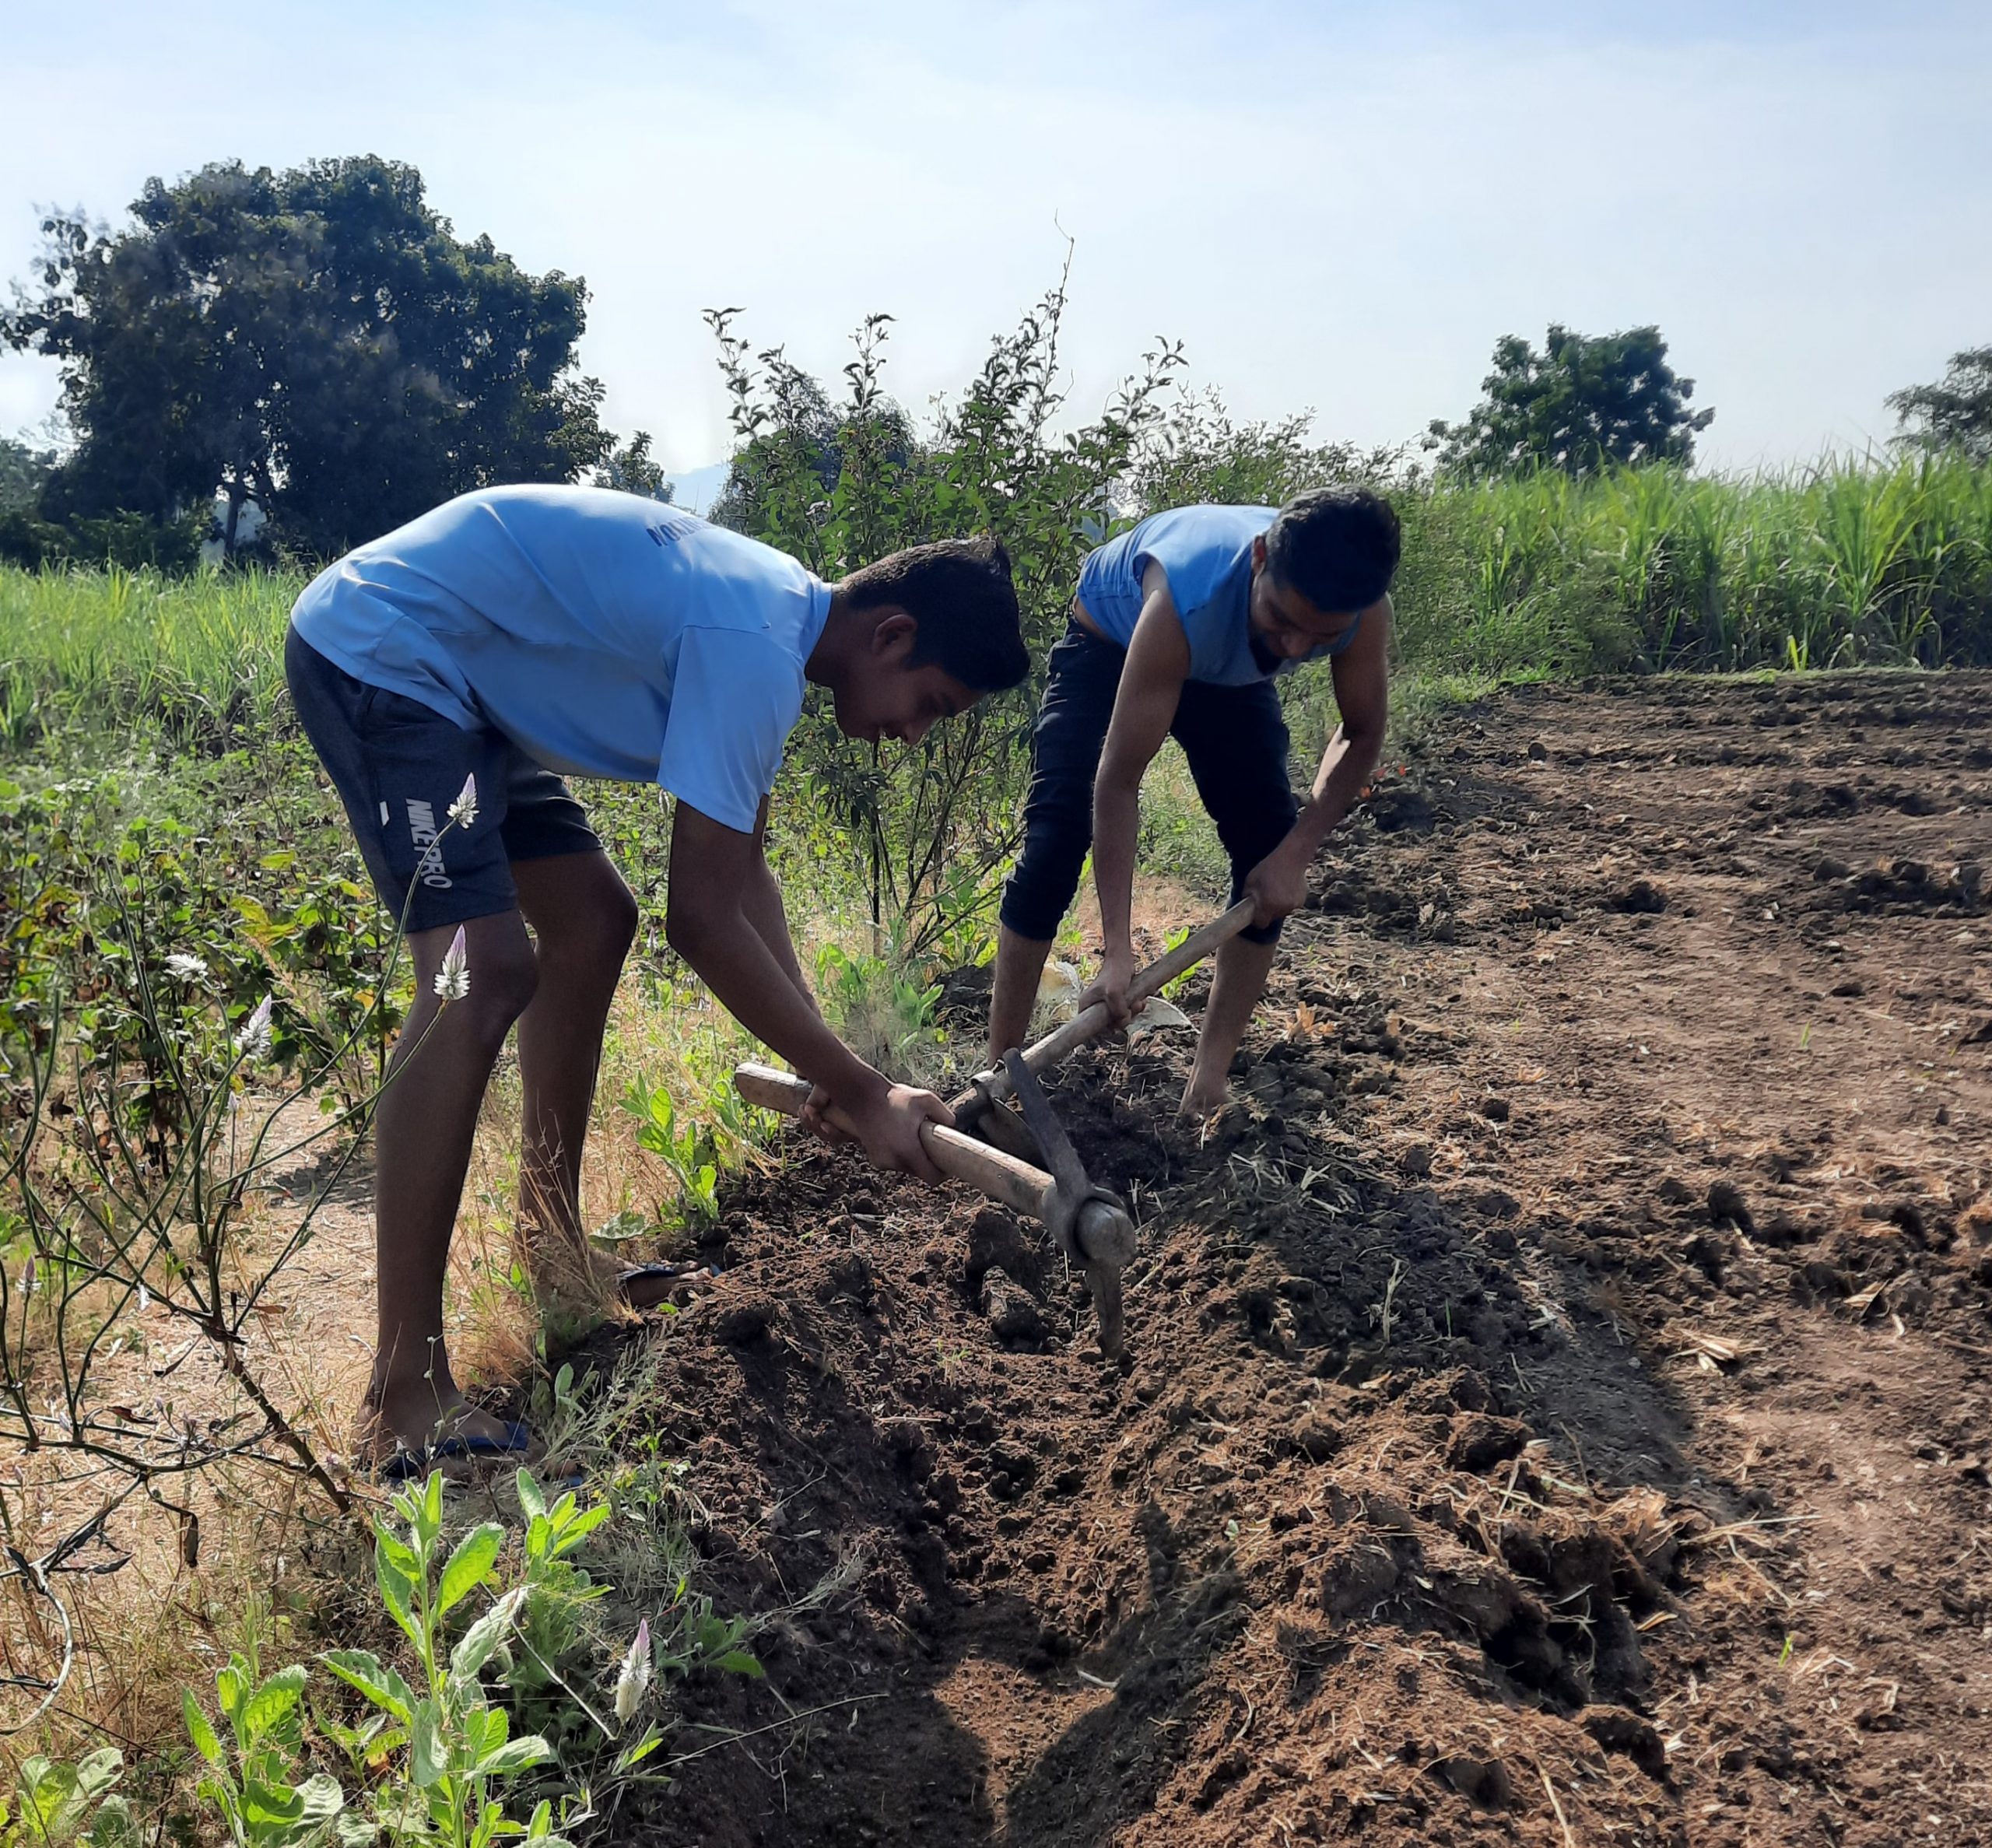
[622,671,1992,1846]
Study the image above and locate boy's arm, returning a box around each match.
[741,795,819,1010]
[1083,560,1191,1020]
[667,800,948,1180]
[1243,594,1393,924]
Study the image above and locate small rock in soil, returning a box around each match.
[1707,1180,1754,1233]
[1433,1754,1515,1808]
[1289,1412,1342,1461]
[984,1269,1047,1346]
[1604,878,1668,913]
[712,1295,775,1345]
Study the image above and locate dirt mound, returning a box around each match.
[602,670,1992,1846]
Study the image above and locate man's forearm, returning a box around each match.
[672,908,879,1104]
[741,854,815,1008]
[1288,724,1386,855]
[1092,776,1142,957]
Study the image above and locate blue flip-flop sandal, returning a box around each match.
[378,1419,531,1483]
[616,1261,719,1307]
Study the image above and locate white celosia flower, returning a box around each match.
[433,926,471,1002]
[447,773,479,830]
[614,1618,651,1725]
[163,952,209,983]
[235,994,274,1058]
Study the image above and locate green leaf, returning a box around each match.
[437,1523,503,1618]
[449,1587,525,1685]
[548,1503,609,1555]
[320,1650,415,1724]
[240,1775,307,1829]
[409,1700,447,1791]
[375,1531,420,1578]
[183,1689,224,1766]
[215,1660,248,1728]
[293,1774,346,1836]
[475,1740,549,1780]
[373,1547,421,1650]
[82,1795,137,1848]
[514,1468,547,1526]
[613,1730,660,1773]
[240,1665,307,1743]
[712,1650,764,1678]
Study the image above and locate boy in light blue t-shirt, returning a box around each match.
[286,485,1026,1470]
[987,487,1399,1116]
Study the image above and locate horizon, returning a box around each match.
[3,1,1987,483]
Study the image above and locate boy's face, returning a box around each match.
[1247,535,1365,664]
[833,611,979,746]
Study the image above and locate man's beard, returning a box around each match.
[1248,625,1281,676]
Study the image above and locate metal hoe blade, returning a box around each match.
[1003,1051,1131,1358]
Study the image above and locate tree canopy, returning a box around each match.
[1426,324,1713,478]
[1889,347,1992,463]
[2,156,612,557]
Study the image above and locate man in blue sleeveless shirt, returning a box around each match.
[285,484,1027,1465]
[987,486,1398,1116]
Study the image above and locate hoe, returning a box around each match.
[733,898,1254,1359]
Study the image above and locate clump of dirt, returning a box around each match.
[601,670,1992,1846]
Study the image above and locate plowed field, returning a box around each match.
[622,671,1992,1846]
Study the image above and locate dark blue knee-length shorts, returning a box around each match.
[999,619,1299,947]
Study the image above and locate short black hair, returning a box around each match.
[1264,486,1401,613]
[841,534,1029,694]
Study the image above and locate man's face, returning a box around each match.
[833,611,978,745]
[1247,535,1365,665]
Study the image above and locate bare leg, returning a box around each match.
[510,852,639,1312]
[987,924,1055,1065]
[365,910,538,1456]
[1181,935,1278,1116]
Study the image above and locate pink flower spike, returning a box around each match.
[614,1618,653,1724]
[235,994,274,1057]
[433,926,471,1002]
[447,773,479,830]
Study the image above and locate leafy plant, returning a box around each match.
[184,1652,351,1848]
[319,1471,575,1848]
[812,940,942,1078]
[619,1081,721,1224]
[1,1751,134,1848]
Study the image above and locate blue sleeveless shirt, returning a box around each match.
[1075,504,1359,686]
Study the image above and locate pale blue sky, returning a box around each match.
[3,1,1987,478]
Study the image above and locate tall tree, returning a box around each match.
[1427,324,1713,478]
[1889,347,1992,462]
[0,433,54,515]
[3,157,612,556]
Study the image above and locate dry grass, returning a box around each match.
[0,961,775,1784]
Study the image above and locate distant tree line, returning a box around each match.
[2,151,1987,573]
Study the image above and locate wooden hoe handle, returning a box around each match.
[952,896,1257,1117]
[731,1064,1136,1273]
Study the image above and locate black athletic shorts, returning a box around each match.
[284,626,601,936]
[998,617,1299,947]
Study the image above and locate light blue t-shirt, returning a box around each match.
[1075,504,1359,686]
[290,485,832,834]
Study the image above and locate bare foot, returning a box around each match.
[359,1369,517,1467]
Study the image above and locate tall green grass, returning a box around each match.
[0,563,304,747]
[1394,452,1992,675]
[1,454,1987,758]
